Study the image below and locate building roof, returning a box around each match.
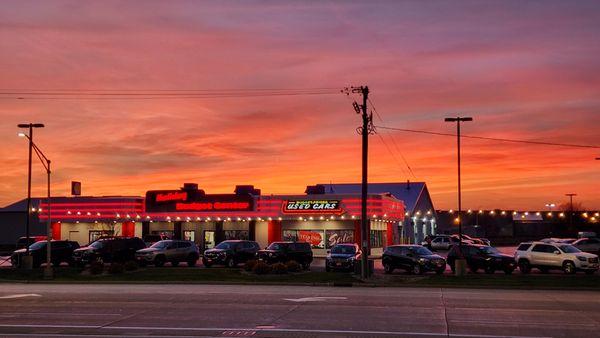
[1,196,143,212]
[317,182,429,213]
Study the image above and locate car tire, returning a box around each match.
[383,262,394,274]
[518,260,531,274]
[563,261,576,274]
[226,258,236,268]
[154,255,166,267]
[412,264,423,275]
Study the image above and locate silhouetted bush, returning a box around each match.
[285,260,301,273]
[271,262,288,274]
[252,261,272,275]
[124,260,138,271]
[244,260,258,272]
[89,262,104,275]
[108,262,124,274]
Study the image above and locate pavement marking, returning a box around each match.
[0,293,42,299]
[0,324,553,338]
[283,296,347,302]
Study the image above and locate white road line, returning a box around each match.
[0,324,553,338]
[283,296,347,302]
[0,294,42,299]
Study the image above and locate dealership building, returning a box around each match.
[0,182,438,255]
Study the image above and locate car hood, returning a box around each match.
[328,253,356,259]
[489,253,513,260]
[573,252,598,259]
[137,248,159,254]
[12,248,26,255]
[258,249,280,254]
[74,246,95,253]
[422,254,445,260]
[204,248,228,255]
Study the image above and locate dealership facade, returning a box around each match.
[0,182,439,255]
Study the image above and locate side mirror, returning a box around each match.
[554,250,560,255]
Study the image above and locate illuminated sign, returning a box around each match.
[283,200,342,214]
[155,192,188,203]
[175,202,251,211]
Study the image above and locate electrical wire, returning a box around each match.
[375,125,600,149]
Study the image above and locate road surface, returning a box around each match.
[0,283,598,337]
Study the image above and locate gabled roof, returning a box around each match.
[317,182,429,213]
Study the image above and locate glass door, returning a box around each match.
[203,231,215,251]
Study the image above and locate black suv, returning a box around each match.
[258,241,313,269]
[325,243,361,272]
[11,240,80,268]
[73,237,146,266]
[202,240,260,268]
[382,245,446,275]
[447,244,516,274]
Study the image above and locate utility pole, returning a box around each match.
[344,85,373,279]
[565,193,577,229]
[444,116,472,276]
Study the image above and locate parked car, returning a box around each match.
[449,235,473,246]
[142,234,166,247]
[202,240,260,268]
[15,236,46,249]
[572,238,600,255]
[72,237,146,266]
[515,242,599,275]
[258,241,313,269]
[426,235,452,251]
[136,240,199,267]
[325,243,361,272]
[540,238,577,244]
[454,234,490,246]
[11,240,79,268]
[446,244,516,274]
[382,245,446,275]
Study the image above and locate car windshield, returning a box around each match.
[215,242,233,250]
[89,241,104,249]
[478,246,500,254]
[331,245,356,254]
[559,245,581,253]
[29,241,46,250]
[410,246,433,256]
[267,243,284,250]
[150,241,169,249]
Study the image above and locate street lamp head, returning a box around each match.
[17,132,26,138]
[444,117,473,122]
[17,123,45,128]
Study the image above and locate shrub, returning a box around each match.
[89,261,104,275]
[108,262,125,274]
[285,260,301,273]
[271,262,288,274]
[244,260,258,272]
[124,260,138,271]
[252,261,272,275]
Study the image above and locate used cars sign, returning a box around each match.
[283,200,342,214]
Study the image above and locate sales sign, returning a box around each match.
[283,200,342,214]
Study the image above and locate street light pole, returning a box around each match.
[17,123,44,270]
[565,193,577,229]
[445,116,472,276]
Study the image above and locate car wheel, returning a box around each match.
[226,258,236,268]
[383,262,394,274]
[171,261,179,267]
[412,264,423,275]
[202,258,211,268]
[584,269,596,275]
[485,265,495,274]
[518,260,531,274]
[186,255,198,267]
[563,261,576,274]
[95,257,104,265]
[154,255,166,267]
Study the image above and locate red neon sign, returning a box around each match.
[156,192,188,203]
[175,202,250,211]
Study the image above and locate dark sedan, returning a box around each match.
[447,244,516,274]
[12,240,79,268]
[382,245,446,275]
[325,243,361,272]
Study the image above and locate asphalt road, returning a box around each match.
[0,284,598,338]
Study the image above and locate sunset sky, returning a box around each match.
[1,1,599,210]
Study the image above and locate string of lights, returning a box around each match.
[375,125,600,149]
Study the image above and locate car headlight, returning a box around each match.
[268,253,273,257]
[418,258,429,264]
[576,256,587,262]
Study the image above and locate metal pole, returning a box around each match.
[360,86,370,279]
[43,160,53,279]
[25,124,33,256]
[457,119,462,256]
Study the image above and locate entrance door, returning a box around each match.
[204,231,215,251]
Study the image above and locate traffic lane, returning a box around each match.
[1,284,600,337]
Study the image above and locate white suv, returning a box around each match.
[515,242,599,275]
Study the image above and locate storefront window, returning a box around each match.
[325,230,354,248]
[370,230,387,248]
[89,230,113,243]
[184,230,195,242]
[283,229,325,249]
[224,230,249,240]
[152,230,174,240]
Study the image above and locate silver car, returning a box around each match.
[136,240,199,267]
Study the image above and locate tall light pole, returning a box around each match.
[445,116,472,276]
[18,132,52,278]
[565,193,577,229]
[17,123,44,270]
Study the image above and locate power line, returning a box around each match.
[375,125,600,149]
